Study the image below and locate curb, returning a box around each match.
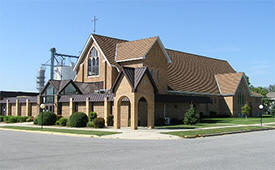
[0,128,100,138]
[182,127,275,139]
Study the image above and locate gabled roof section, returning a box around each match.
[73,34,127,72]
[167,49,236,94]
[215,72,244,95]
[93,34,127,64]
[111,67,158,93]
[115,37,171,63]
[40,80,82,95]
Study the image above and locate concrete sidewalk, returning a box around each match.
[1,122,275,140]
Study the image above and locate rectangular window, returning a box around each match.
[157,70,160,82]
[150,69,154,78]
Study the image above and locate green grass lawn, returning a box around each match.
[162,126,274,138]
[156,117,275,129]
[0,126,120,136]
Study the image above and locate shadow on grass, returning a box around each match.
[156,126,196,130]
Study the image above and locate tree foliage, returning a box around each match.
[270,104,275,117]
[184,104,200,125]
[241,104,251,118]
[268,84,275,92]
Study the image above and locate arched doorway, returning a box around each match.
[116,96,131,128]
[138,97,148,127]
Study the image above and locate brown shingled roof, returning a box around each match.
[76,34,239,95]
[215,72,244,95]
[115,37,158,62]
[167,49,236,94]
[92,34,127,65]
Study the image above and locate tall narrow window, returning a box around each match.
[157,70,160,82]
[88,47,99,76]
[150,69,154,79]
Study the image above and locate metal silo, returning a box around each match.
[36,67,45,92]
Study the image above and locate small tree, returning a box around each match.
[89,112,97,121]
[270,104,275,118]
[241,104,251,119]
[184,104,200,125]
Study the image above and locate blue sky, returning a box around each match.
[0,0,274,92]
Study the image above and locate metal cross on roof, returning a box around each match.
[91,16,98,33]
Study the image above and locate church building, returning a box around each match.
[0,34,262,129]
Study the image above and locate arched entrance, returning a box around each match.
[138,97,148,127]
[115,96,131,128]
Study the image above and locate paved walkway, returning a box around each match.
[1,122,275,140]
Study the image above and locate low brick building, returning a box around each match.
[0,34,263,129]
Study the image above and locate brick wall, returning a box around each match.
[93,102,104,118]
[31,104,39,117]
[61,103,70,118]
[20,104,26,116]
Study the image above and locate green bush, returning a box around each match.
[69,112,88,127]
[184,104,200,125]
[241,104,251,118]
[26,116,33,122]
[93,118,105,128]
[87,121,94,127]
[0,116,4,122]
[107,115,114,126]
[33,117,38,124]
[19,116,28,122]
[58,117,68,126]
[55,120,60,125]
[4,116,9,122]
[37,111,57,125]
[155,118,166,126]
[270,104,275,117]
[56,114,63,120]
[8,116,18,123]
[89,112,97,121]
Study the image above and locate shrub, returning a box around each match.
[89,112,97,121]
[8,116,18,123]
[155,118,166,126]
[270,104,275,117]
[107,115,114,126]
[93,118,105,128]
[56,114,63,120]
[37,111,57,125]
[26,116,33,122]
[19,116,28,122]
[184,104,200,125]
[33,117,38,124]
[241,104,251,119]
[4,116,10,122]
[58,117,68,126]
[55,120,60,125]
[87,121,94,127]
[69,112,88,127]
[0,116,4,122]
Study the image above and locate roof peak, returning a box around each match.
[92,33,128,42]
[117,36,158,46]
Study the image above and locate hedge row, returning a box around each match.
[32,111,110,129]
[0,116,33,123]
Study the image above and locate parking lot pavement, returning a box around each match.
[1,129,275,170]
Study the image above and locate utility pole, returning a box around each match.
[91,16,98,33]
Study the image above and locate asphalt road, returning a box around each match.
[0,130,275,170]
